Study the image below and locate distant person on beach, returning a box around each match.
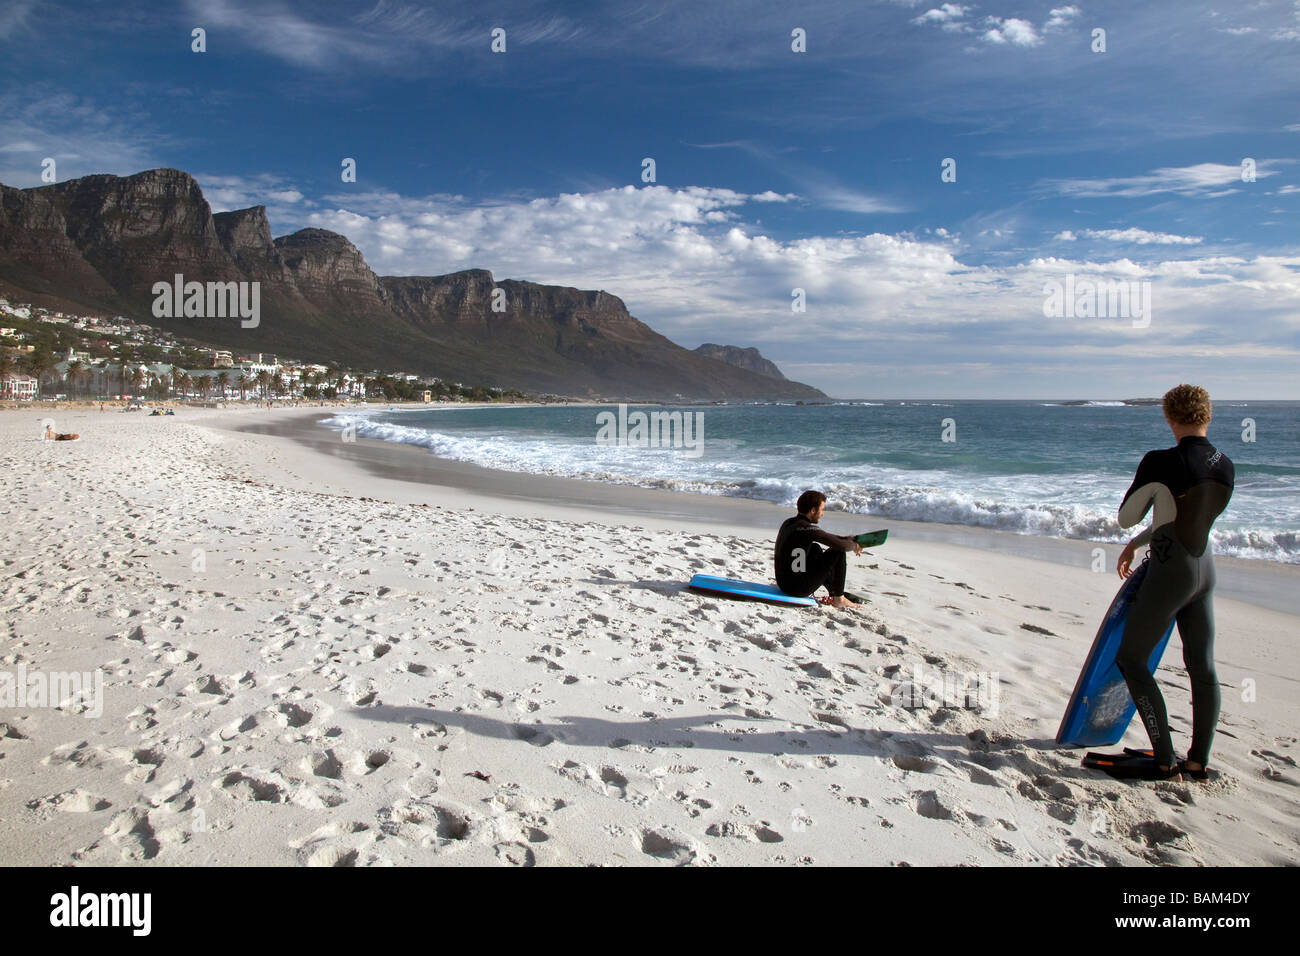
[43,425,79,441]
[1114,384,1234,780]
[774,490,863,608]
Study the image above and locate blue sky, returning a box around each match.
[2,0,1298,398]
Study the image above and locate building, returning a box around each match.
[206,349,234,367]
[2,374,38,401]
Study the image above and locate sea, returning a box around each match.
[318,400,1299,564]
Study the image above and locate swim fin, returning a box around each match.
[1082,747,1153,768]
[1090,756,1183,781]
[842,591,871,605]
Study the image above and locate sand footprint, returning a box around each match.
[639,827,709,866]
[704,820,784,843]
[102,806,161,861]
[26,787,112,818]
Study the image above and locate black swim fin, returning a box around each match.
[842,590,871,605]
[1082,747,1153,768]
[1091,756,1183,781]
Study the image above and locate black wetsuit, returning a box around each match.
[774,514,856,598]
[1116,435,1234,768]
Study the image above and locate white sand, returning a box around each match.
[1,405,1296,866]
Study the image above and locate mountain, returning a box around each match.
[693,343,789,380]
[0,169,827,401]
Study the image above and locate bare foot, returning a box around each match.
[818,594,859,609]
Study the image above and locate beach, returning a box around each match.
[1,404,1297,866]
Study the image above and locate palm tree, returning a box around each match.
[236,373,249,402]
[0,350,14,398]
[23,347,55,397]
[117,348,135,399]
[216,371,230,400]
[66,359,82,399]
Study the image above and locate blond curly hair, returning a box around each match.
[1162,384,1212,427]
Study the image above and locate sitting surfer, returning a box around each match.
[1110,384,1234,781]
[774,490,862,608]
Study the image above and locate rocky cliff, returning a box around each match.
[693,343,789,380]
[0,169,827,401]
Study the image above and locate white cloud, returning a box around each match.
[1077,228,1204,245]
[1045,6,1081,31]
[228,182,1299,396]
[194,172,313,219]
[1043,161,1286,198]
[913,4,1081,49]
[0,92,161,187]
[913,4,970,29]
[1054,230,1077,240]
[984,18,1041,47]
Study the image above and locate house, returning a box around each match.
[1,374,38,401]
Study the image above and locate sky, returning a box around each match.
[1,0,1297,399]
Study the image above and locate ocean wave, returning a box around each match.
[1041,401,1127,407]
[318,414,1298,563]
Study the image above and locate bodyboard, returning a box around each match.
[1056,560,1175,748]
[687,574,817,607]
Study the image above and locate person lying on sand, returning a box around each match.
[43,425,79,441]
[774,490,863,608]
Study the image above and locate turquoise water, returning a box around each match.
[322,400,1300,564]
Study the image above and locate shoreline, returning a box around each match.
[216,406,1300,616]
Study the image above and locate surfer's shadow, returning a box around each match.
[356,705,1042,769]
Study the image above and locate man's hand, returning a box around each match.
[1117,540,1138,579]
[851,540,863,556]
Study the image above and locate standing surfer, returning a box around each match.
[1112,384,1234,780]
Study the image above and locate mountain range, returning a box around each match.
[0,169,825,401]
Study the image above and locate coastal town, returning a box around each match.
[0,296,529,406]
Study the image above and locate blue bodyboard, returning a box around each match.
[1056,560,1175,748]
[688,574,816,607]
